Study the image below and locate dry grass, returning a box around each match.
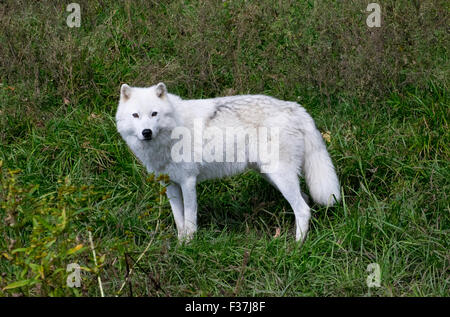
[0,0,448,107]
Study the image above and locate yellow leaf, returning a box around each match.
[321,131,331,143]
[2,253,13,260]
[67,244,83,255]
[39,266,45,279]
[98,254,106,264]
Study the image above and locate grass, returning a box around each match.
[0,0,449,296]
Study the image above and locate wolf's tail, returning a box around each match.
[301,116,340,206]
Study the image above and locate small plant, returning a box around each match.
[0,161,102,296]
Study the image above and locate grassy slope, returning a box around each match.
[0,0,448,296]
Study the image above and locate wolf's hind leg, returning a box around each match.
[166,183,185,239]
[261,174,310,204]
[263,168,311,242]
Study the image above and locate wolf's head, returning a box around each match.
[116,83,177,142]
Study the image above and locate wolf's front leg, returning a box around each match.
[179,177,198,242]
[166,183,185,240]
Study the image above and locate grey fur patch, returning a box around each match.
[209,103,233,120]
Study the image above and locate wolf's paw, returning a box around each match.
[296,231,308,244]
[177,229,195,244]
[295,221,309,243]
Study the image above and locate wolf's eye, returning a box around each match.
[151,112,158,117]
[132,113,139,118]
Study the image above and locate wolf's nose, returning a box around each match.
[142,129,152,139]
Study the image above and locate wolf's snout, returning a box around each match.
[142,129,152,140]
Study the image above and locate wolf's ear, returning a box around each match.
[121,84,131,101]
[155,82,167,98]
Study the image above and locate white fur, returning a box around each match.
[116,83,340,242]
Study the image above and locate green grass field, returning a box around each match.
[0,0,448,296]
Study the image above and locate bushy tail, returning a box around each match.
[302,120,340,206]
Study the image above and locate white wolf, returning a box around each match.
[116,83,340,242]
